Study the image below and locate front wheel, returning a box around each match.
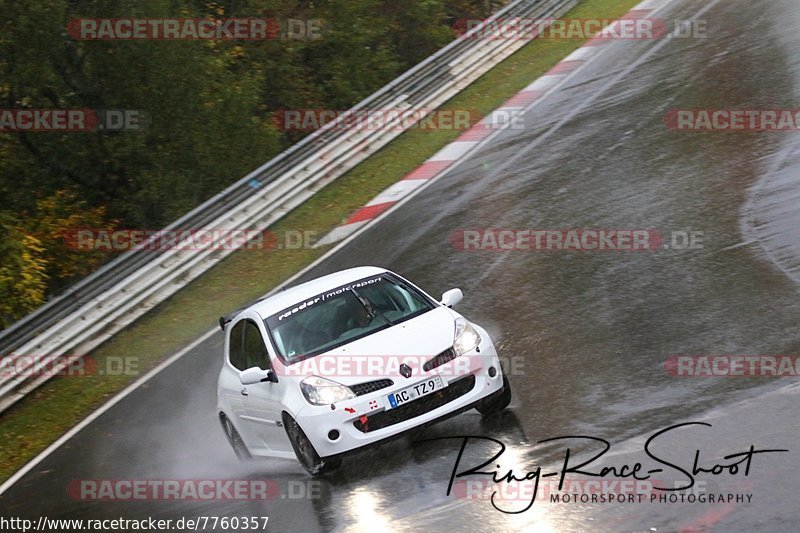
[476,374,512,415]
[283,414,340,475]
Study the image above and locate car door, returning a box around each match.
[222,320,252,444]
[238,316,293,454]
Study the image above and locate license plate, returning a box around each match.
[385,375,446,409]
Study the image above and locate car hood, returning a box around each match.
[277,306,458,385]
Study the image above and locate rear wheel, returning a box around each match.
[476,374,512,415]
[220,414,251,460]
[283,414,341,475]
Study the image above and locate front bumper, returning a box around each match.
[294,328,504,458]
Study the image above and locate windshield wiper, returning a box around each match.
[352,289,395,326]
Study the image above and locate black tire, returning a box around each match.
[476,374,512,415]
[220,414,251,460]
[283,414,341,475]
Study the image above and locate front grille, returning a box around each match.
[423,347,458,371]
[351,379,394,397]
[353,374,476,433]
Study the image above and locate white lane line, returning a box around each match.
[564,45,602,62]
[428,141,479,162]
[524,75,563,92]
[314,221,370,247]
[366,180,427,206]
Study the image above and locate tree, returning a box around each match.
[0,216,48,328]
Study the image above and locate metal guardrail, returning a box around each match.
[0,0,578,413]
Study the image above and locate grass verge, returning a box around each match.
[0,0,641,483]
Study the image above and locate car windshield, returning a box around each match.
[265,275,434,363]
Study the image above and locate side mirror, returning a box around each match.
[440,288,463,308]
[239,366,278,385]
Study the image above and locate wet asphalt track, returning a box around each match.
[3,0,800,530]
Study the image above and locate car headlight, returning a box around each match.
[453,317,481,355]
[300,376,356,406]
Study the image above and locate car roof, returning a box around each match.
[248,266,389,320]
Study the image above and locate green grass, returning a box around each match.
[0,0,640,483]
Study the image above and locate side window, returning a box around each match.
[228,321,246,371]
[243,320,271,371]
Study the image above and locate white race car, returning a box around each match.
[216,266,511,474]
